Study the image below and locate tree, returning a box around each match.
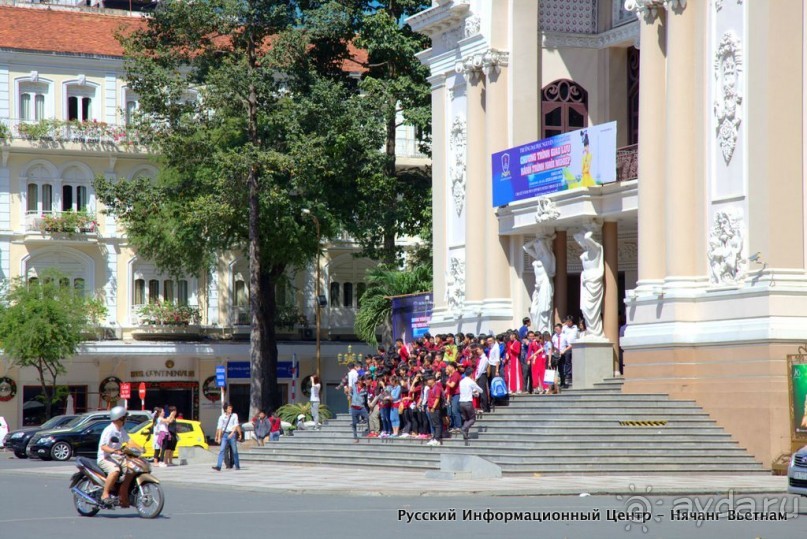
[324,0,433,266]
[354,263,432,345]
[97,0,383,414]
[0,270,106,419]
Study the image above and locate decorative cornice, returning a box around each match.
[542,20,640,50]
[407,0,470,37]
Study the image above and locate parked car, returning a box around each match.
[0,416,8,447]
[3,414,79,458]
[26,417,142,461]
[788,447,807,496]
[127,419,209,458]
[60,409,152,431]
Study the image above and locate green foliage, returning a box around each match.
[0,269,106,418]
[354,263,432,345]
[275,401,333,425]
[137,302,201,325]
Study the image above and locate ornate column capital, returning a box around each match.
[624,0,667,21]
[454,49,509,81]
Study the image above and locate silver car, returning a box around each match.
[787,448,807,496]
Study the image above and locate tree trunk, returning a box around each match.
[36,361,53,420]
[246,22,267,420]
[383,98,398,265]
[259,265,285,413]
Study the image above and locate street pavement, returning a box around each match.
[1,450,805,538]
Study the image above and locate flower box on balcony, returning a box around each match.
[39,212,97,237]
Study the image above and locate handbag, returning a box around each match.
[544,369,557,384]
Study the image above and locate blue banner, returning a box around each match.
[391,293,433,342]
[227,361,294,379]
[491,122,617,207]
[215,365,226,388]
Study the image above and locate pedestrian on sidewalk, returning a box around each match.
[268,411,281,441]
[459,367,483,441]
[212,403,241,471]
[161,406,178,466]
[310,375,321,429]
[252,410,270,446]
[350,378,370,443]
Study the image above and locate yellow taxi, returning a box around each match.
[127,419,209,458]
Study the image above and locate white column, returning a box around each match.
[104,248,118,326]
[207,266,220,326]
[105,74,117,125]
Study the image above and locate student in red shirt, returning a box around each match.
[425,374,444,446]
[268,411,282,442]
[445,363,462,432]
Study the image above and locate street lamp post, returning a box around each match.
[302,209,322,378]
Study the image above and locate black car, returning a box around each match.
[26,418,142,461]
[3,415,79,459]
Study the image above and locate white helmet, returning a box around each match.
[110,405,128,421]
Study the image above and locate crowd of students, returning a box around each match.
[340,315,585,446]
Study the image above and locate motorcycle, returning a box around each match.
[69,443,165,519]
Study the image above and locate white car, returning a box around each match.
[788,447,807,496]
[0,416,8,447]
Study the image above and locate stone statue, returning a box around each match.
[707,210,744,285]
[574,228,604,338]
[523,235,556,334]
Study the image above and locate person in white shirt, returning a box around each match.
[459,368,484,441]
[473,345,491,413]
[486,336,501,377]
[212,403,241,471]
[97,405,142,506]
[310,374,321,429]
[555,321,573,388]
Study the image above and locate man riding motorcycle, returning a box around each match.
[97,406,142,507]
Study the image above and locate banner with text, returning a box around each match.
[391,293,433,343]
[491,122,617,207]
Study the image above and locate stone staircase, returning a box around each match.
[240,378,767,475]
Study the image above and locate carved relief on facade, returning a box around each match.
[714,31,743,165]
[448,116,467,216]
[535,197,561,223]
[707,208,744,285]
[445,256,466,316]
[463,14,480,38]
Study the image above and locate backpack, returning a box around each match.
[490,376,507,399]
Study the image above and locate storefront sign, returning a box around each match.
[491,122,617,206]
[0,377,17,402]
[129,357,196,381]
[99,376,121,403]
[789,354,807,444]
[228,361,294,379]
[227,362,250,379]
[203,376,222,402]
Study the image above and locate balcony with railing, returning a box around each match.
[0,118,150,152]
[129,302,204,341]
[25,211,99,242]
[616,144,638,182]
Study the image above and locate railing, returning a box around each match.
[130,303,201,326]
[325,306,358,330]
[394,135,429,159]
[0,118,149,146]
[616,144,638,182]
[231,306,250,326]
[26,211,98,236]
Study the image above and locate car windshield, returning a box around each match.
[62,416,87,429]
[127,420,151,433]
[40,416,69,429]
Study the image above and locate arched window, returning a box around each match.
[177,280,189,306]
[330,282,340,306]
[148,279,160,304]
[74,278,85,295]
[357,283,366,308]
[134,279,146,305]
[541,79,588,139]
[343,283,353,308]
[163,280,174,303]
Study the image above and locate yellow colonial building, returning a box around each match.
[0,4,428,434]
